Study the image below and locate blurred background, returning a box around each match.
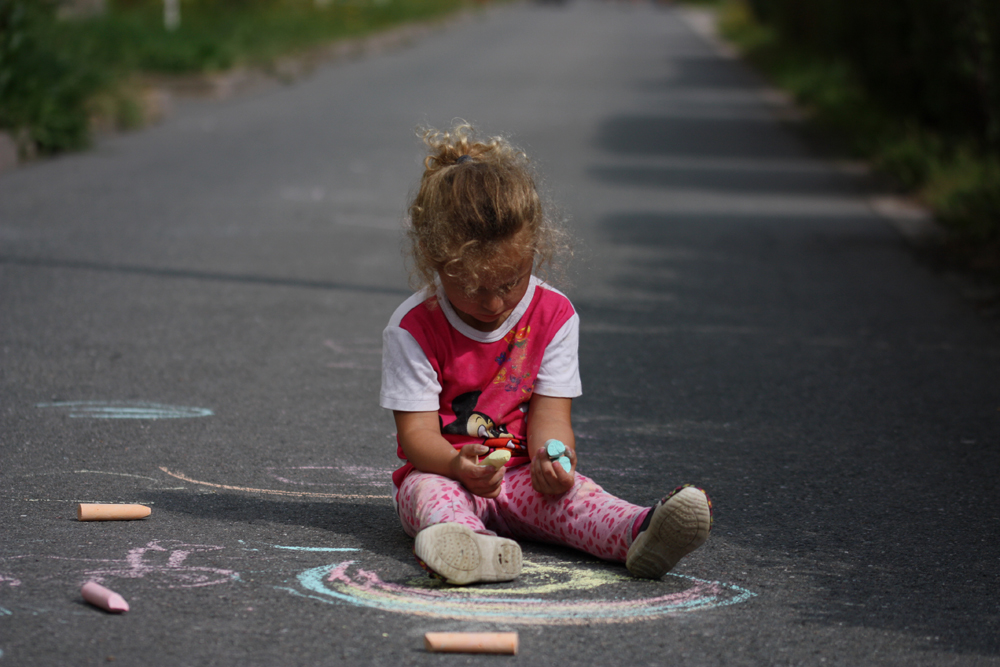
[1,0,997,298]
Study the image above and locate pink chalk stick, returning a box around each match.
[81,582,129,613]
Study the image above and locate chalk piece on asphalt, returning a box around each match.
[480,449,511,468]
[81,582,129,613]
[424,632,518,655]
[77,504,151,521]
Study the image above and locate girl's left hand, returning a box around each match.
[530,445,575,495]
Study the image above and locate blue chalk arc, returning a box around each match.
[36,401,213,419]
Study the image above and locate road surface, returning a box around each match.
[1,1,998,664]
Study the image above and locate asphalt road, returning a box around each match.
[2,1,999,665]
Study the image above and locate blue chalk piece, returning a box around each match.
[557,456,571,473]
[545,439,566,458]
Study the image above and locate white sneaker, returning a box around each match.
[414,523,522,586]
[626,486,712,579]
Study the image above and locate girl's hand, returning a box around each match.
[530,445,576,495]
[450,443,505,498]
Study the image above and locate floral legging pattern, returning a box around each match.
[396,465,645,563]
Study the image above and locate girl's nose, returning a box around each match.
[482,294,504,313]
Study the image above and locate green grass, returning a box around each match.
[58,0,471,75]
[0,0,472,155]
[707,0,999,273]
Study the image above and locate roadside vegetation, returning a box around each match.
[0,0,470,155]
[687,0,999,284]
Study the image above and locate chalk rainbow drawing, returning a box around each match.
[282,557,755,624]
[36,401,213,419]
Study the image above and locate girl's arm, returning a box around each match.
[527,394,576,495]
[393,410,505,498]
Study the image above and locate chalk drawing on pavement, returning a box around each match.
[271,546,361,553]
[0,574,20,617]
[282,556,756,625]
[323,338,381,370]
[0,536,752,625]
[21,470,165,483]
[80,540,239,588]
[159,467,391,500]
[36,401,213,419]
[2,541,239,590]
[10,469,186,504]
[265,466,393,490]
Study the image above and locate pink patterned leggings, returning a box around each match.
[396,465,645,563]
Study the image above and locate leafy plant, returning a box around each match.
[716,0,999,258]
[0,0,105,153]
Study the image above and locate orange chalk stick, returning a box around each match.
[77,503,151,521]
[424,632,518,655]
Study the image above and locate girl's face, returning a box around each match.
[439,255,533,332]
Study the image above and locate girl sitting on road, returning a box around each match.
[380,122,712,585]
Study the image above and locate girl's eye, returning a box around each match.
[502,276,524,291]
[475,281,516,297]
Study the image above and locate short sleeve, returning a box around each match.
[380,325,441,411]
[533,312,582,398]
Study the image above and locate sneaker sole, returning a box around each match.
[414,523,522,586]
[626,486,712,579]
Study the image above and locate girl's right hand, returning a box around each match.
[450,443,505,498]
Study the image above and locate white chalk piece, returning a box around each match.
[81,582,129,613]
[77,504,151,521]
[480,449,511,468]
[424,632,518,655]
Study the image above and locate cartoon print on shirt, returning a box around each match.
[494,326,534,395]
[440,391,527,456]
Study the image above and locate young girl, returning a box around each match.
[380,123,711,585]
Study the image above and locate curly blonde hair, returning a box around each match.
[406,122,568,294]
